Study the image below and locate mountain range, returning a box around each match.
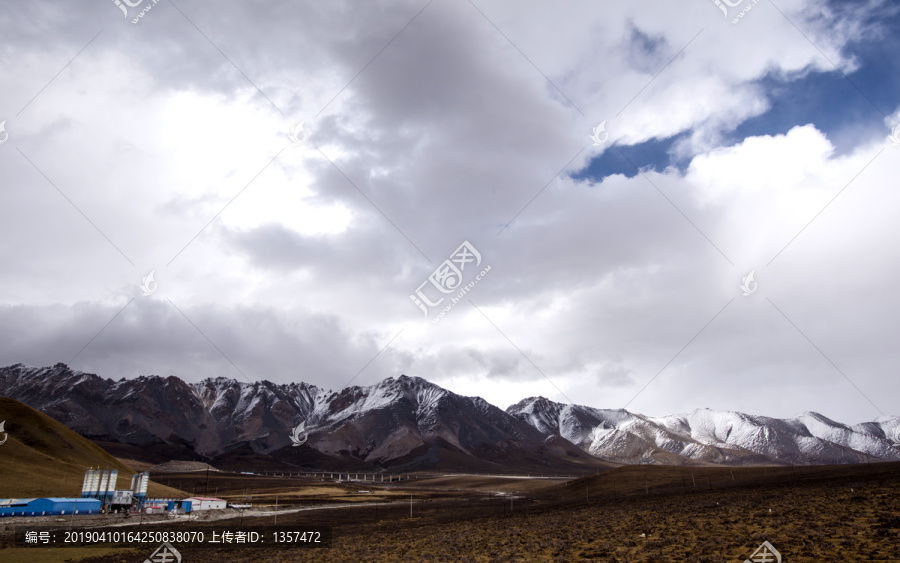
[1,363,898,472]
[508,396,900,466]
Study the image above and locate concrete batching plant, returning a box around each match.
[80,469,149,511]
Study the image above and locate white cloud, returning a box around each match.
[0,0,896,426]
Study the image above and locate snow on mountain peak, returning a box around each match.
[2,363,898,467]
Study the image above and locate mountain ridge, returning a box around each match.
[0,364,605,473]
[1,363,897,470]
[507,396,900,465]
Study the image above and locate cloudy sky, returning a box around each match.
[1,0,898,424]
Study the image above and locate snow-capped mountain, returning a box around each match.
[0,364,598,472]
[1,363,897,469]
[507,397,900,465]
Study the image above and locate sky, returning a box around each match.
[1,0,898,425]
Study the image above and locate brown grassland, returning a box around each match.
[1,462,896,562]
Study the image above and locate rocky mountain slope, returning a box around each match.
[0,363,601,472]
[1,363,897,470]
[507,396,900,465]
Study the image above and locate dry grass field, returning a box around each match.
[1,462,893,562]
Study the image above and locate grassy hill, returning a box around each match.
[0,398,184,499]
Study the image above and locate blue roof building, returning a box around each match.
[0,498,102,517]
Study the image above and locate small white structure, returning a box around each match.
[184,497,227,511]
[144,502,168,514]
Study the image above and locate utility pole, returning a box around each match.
[274,495,278,526]
[409,494,412,517]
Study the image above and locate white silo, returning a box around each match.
[135,471,149,507]
[105,470,118,502]
[86,470,101,498]
[97,470,109,501]
[81,470,96,498]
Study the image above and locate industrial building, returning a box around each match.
[128,471,150,507]
[0,470,223,518]
[142,498,192,514]
[109,489,133,512]
[0,498,102,517]
[183,497,226,511]
[80,469,149,511]
[79,469,117,504]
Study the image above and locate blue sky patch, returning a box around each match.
[574,4,900,184]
